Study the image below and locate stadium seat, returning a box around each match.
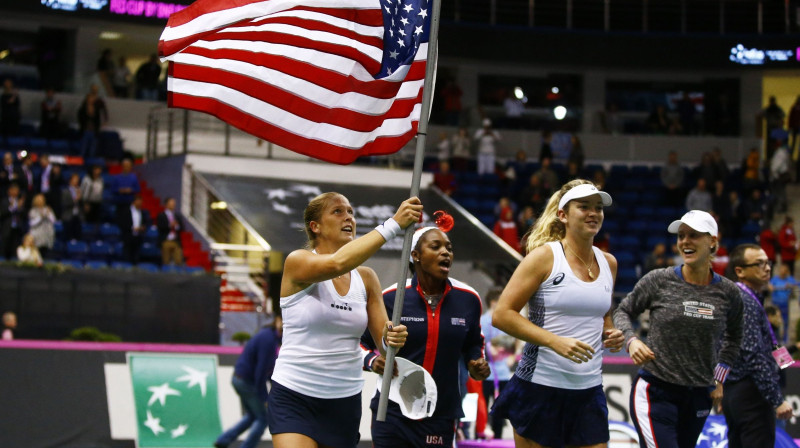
[49,139,70,155]
[162,264,182,273]
[100,223,121,242]
[82,223,99,241]
[85,260,108,269]
[144,226,160,244]
[614,251,637,267]
[184,266,206,274]
[137,262,160,273]
[60,259,84,269]
[66,240,89,261]
[111,261,134,270]
[140,242,161,261]
[89,240,112,261]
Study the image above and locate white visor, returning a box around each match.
[667,210,718,237]
[410,227,437,263]
[558,184,613,210]
[377,357,438,420]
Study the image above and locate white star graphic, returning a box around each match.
[398,28,406,37]
[400,16,409,26]
[176,366,208,397]
[144,410,165,435]
[397,38,405,47]
[414,25,423,35]
[387,68,393,75]
[290,184,322,195]
[265,188,292,200]
[273,203,292,215]
[389,50,399,59]
[147,382,181,407]
[389,29,394,37]
[708,422,727,437]
[696,433,710,443]
[171,423,189,438]
[403,3,413,12]
[384,5,390,13]
[418,8,427,18]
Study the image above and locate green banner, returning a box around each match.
[129,354,222,447]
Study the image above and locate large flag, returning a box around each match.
[159,0,432,165]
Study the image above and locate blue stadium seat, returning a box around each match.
[100,223,121,243]
[478,214,495,229]
[616,235,642,253]
[89,240,112,261]
[140,242,161,261]
[625,220,649,236]
[66,240,89,261]
[616,267,640,292]
[85,260,108,269]
[28,137,48,153]
[162,264,182,273]
[740,220,761,238]
[184,266,205,274]
[614,251,637,267]
[460,198,480,214]
[144,226,159,244]
[111,241,125,260]
[5,136,28,151]
[630,166,651,178]
[61,259,84,269]
[82,223,99,241]
[49,240,64,260]
[137,262,160,273]
[111,261,134,270]
[49,139,70,155]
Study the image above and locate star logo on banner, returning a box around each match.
[147,382,181,406]
[176,366,208,397]
[290,184,322,196]
[144,410,165,435]
[264,188,293,200]
[694,415,733,448]
[273,203,292,215]
[171,423,189,438]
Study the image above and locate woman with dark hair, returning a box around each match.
[268,192,421,448]
[491,179,623,448]
[362,211,490,448]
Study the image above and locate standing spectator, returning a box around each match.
[761,96,786,159]
[450,127,471,172]
[16,233,42,266]
[647,104,670,134]
[474,118,500,176]
[789,95,800,153]
[712,180,734,237]
[685,178,713,212]
[741,147,762,195]
[39,157,63,219]
[600,102,623,135]
[39,88,62,139]
[2,311,17,340]
[761,221,778,265]
[119,195,151,264]
[61,173,83,241]
[533,156,561,196]
[77,84,109,159]
[0,151,21,191]
[493,205,520,253]
[660,151,685,207]
[27,193,55,258]
[740,188,768,227]
[778,216,798,276]
[112,158,140,206]
[157,197,184,266]
[480,287,517,440]
[440,79,462,126]
[80,165,105,224]
[710,147,730,185]
[112,56,131,99]
[539,130,553,163]
[695,152,719,187]
[614,210,744,448]
[0,78,21,137]
[770,143,792,215]
[18,155,35,199]
[644,242,672,273]
[0,183,25,259]
[503,90,525,129]
[676,92,697,135]
[769,263,799,343]
[214,315,283,448]
[567,134,585,172]
[435,131,450,163]
[136,54,163,101]
[431,160,457,196]
[96,48,115,96]
[724,244,793,447]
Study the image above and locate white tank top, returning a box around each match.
[271,268,369,399]
[516,241,613,389]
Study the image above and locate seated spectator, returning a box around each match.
[684,178,712,212]
[450,127,471,172]
[770,263,798,343]
[493,206,520,253]
[61,173,83,241]
[80,165,105,223]
[28,194,55,258]
[533,156,560,196]
[119,195,151,263]
[740,188,768,226]
[2,311,17,340]
[741,147,762,195]
[17,233,43,267]
[113,158,140,206]
[36,155,62,217]
[40,88,62,139]
[432,161,457,196]
[710,147,730,184]
[1,183,25,259]
[660,151,685,207]
[157,197,184,266]
[538,130,553,162]
[644,242,672,273]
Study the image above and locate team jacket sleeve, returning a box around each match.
[740,311,784,407]
[462,295,485,365]
[613,270,658,346]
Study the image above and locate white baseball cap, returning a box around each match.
[377,357,438,420]
[667,210,718,237]
[558,183,613,210]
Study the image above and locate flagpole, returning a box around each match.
[377,0,442,422]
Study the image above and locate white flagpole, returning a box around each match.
[377,0,442,422]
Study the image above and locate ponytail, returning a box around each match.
[525,179,594,253]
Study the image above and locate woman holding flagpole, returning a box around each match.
[268,192,421,448]
[491,179,624,448]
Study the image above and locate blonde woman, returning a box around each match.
[27,193,56,257]
[491,179,623,448]
[17,233,43,267]
[613,210,744,448]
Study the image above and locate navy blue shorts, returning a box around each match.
[371,403,457,448]
[490,375,609,448]
[267,380,362,448]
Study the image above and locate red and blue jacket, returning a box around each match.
[361,275,485,419]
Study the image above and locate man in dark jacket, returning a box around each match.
[118,195,151,263]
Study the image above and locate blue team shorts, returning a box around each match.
[267,380,362,448]
[490,375,609,448]
[370,402,457,448]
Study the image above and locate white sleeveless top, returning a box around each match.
[271,268,369,399]
[515,241,613,389]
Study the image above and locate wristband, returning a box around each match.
[713,363,730,384]
[374,218,401,242]
[625,336,638,353]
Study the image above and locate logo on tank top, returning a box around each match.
[553,272,566,285]
[683,301,715,319]
[331,302,353,311]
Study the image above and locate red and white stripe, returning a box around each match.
[632,376,659,448]
[159,0,428,165]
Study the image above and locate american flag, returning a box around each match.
[159,0,432,165]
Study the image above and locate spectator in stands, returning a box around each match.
[760,221,777,265]
[504,149,529,194]
[534,156,560,197]
[760,96,786,159]
[77,83,109,159]
[80,165,104,224]
[567,134,585,172]
[517,173,546,215]
[778,216,798,277]
[96,48,115,96]
[493,205,520,253]
[644,242,672,273]
[503,90,525,129]
[0,152,21,191]
[539,130,553,163]
[695,152,719,188]
[661,150,685,207]
[770,263,798,343]
[728,190,743,237]
[440,79,462,126]
[432,160,457,196]
[565,161,581,182]
[450,127,471,172]
[475,118,501,176]
[517,204,536,234]
[2,311,17,340]
[119,195,151,264]
[0,78,21,137]
[112,158,140,206]
[770,141,792,215]
[214,315,283,448]
[1,183,25,259]
[647,104,670,134]
[112,56,131,99]
[741,188,768,226]
[136,54,163,101]
[600,102,623,135]
[39,88,62,139]
[18,155,35,200]
[16,233,42,267]
[712,180,734,237]
[741,147,762,195]
[435,131,450,163]
[789,95,800,154]
[711,147,730,184]
[157,197,184,266]
[591,168,607,191]
[28,193,55,258]
[685,178,713,212]
[61,173,83,242]
[41,158,63,219]
[676,92,697,135]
